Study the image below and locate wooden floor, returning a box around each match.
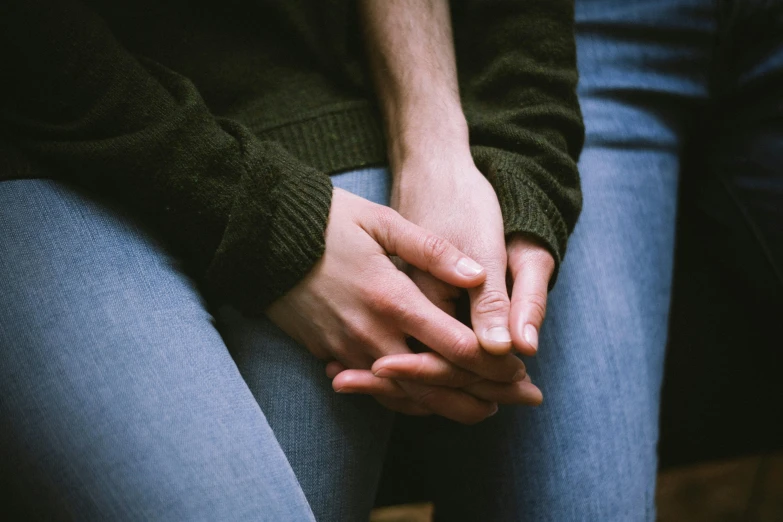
[370,452,783,522]
[657,452,783,522]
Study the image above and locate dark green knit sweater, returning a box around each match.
[0,0,583,315]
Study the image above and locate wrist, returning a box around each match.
[385,107,473,176]
[390,153,488,213]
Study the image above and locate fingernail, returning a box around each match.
[485,326,512,343]
[513,369,526,382]
[489,404,499,417]
[524,324,539,352]
[373,368,393,378]
[456,257,483,276]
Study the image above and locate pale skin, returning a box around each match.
[267,189,541,424]
[268,0,554,423]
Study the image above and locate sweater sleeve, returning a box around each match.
[452,0,584,286]
[0,0,333,315]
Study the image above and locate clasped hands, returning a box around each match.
[267,158,554,424]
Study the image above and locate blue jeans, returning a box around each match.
[378,2,781,521]
[0,172,396,521]
[2,1,782,521]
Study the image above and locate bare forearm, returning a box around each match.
[359,0,471,171]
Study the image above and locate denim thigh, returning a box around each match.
[0,180,315,521]
[217,167,396,522]
[383,1,716,521]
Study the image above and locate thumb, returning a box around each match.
[365,207,487,289]
[507,236,554,356]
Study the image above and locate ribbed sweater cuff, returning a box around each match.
[472,147,570,288]
[206,144,333,315]
[264,172,334,305]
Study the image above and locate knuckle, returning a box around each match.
[364,285,401,315]
[422,234,450,267]
[370,206,400,247]
[379,294,409,319]
[473,288,511,317]
[412,386,440,409]
[414,354,432,380]
[530,249,556,275]
[341,314,363,338]
[421,353,455,383]
[446,366,468,387]
[359,284,382,306]
[371,205,397,228]
[338,312,379,353]
[449,334,479,362]
[419,352,457,384]
[329,345,352,366]
[389,293,423,325]
[509,241,555,277]
[524,292,548,322]
[346,323,374,349]
[321,329,344,354]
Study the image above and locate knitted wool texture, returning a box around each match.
[0,0,583,314]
